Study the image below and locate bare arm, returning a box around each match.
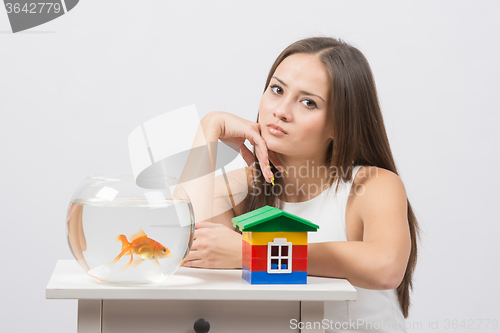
[181,167,250,269]
[178,111,281,223]
[308,168,411,290]
[181,111,281,269]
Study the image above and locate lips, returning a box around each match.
[267,124,287,135]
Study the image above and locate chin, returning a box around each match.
[262,132,292,154]
[265,140,291,155]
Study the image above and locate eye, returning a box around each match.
[270,84,283,95]
[301,98,318,109]
[162,248,166,253]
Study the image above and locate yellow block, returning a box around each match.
[242,231,308,245]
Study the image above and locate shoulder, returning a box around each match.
[351,166,407,221]
[352,166,406,194]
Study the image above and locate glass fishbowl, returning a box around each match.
[66,175,194,284]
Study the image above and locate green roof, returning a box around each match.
[232,206,319,232]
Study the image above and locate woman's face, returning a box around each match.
[258,53,333,162]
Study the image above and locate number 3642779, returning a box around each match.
[5,2,62,14]
[444,319,498,330]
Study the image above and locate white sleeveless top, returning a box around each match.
[278,165,407,333]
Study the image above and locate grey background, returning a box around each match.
[1,0,499,332]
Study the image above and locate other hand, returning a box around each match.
[182,221,243,269]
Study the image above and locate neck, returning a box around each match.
[275,153,332,203]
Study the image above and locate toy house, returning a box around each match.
[232,205,319,284]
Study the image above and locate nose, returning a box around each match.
[273,99,292,122]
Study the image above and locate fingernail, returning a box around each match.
[284,169,288,174]
[271,177,275,186]
[267,163,270,168]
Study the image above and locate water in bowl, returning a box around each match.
[67,197,194,284]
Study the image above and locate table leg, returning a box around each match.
[78,299,102,333]
[300,301,325,333]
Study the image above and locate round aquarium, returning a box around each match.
[66,175,194,284]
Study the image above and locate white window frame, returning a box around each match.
[267,238,292,274]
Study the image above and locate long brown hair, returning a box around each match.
[242,37,419,318]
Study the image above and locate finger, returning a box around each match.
[243,123,272,182]
[239,143,255,166]
[182,259,202,267]
[253,124,274,181]
[193,230,200,240]
[248,133,272,182]
[268,150,285,172]
[183,248,200,261]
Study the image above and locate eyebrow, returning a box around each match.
[271,76,326,103]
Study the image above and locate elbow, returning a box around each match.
[378,274,403,290]
[376,261,406,290]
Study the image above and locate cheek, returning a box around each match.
[258,97,268,115]
[296,117,330,142]
[298,118,320,135]
[259,92,276,113]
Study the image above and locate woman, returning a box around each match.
[181,37,419,331]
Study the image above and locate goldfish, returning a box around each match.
[108,229,172,270]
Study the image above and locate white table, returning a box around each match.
[46,260,356,333]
